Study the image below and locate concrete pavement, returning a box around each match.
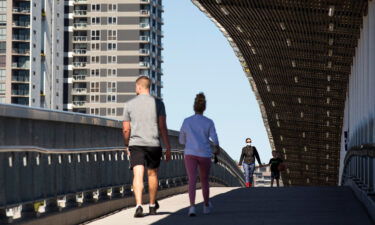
[85,187,373,225]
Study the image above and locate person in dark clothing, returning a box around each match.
[238,138,262,188]
[267,151,283,187]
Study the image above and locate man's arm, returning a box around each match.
[122,121,131,155]
[179,120,186,145]
[158,115,171,161]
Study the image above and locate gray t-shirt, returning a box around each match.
[123,94,166,147]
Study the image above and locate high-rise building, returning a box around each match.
[0,0,64,109]
[64,0,164,120]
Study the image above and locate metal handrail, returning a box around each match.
[341,145,375,192]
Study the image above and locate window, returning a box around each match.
[0,0,6,12]
[91,69,100,77]
[90,108,99,115]
[107,94,116,102]
[107,56,116,64]
[91,4,100,11]
[90,82,99,92]
[108,17,117,24]
[0,28,5,40]
[108,30,117,40]
[107,43,117,51]
[0,14,6,26]
[0,83,5,94]
[108,69,117,77]
[90,95,99,103]
[0,55,5,67]
[91,56,100,64]
[91,17,100,25]
[91,30,100,41]
[107,82,116,93]
[0,96,4,103]
[0,42,5,53]
[108,4,117,11]
[0,69,5,81]
[91,43,100,51]
[107,108,116,116]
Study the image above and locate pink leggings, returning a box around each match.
[184,155,211,206]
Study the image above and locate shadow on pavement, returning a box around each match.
[150,187,374,225]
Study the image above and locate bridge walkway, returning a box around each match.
[86,187,373,225]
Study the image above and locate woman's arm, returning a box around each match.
[179,120,187,145]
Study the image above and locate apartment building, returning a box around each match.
[0,0,64,109]
[64,0,164,120]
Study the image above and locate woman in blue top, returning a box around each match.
[179,93,220,217]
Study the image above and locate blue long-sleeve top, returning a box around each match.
[179,114,219,158]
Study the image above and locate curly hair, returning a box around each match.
[194,92,206,114]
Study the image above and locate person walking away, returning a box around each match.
[267,151,283,187]
[122,76,171,218]
[179,93,220,217]
[238,138,262,188]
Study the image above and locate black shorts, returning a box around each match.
[271,171,280,179]
[129,146,162,170]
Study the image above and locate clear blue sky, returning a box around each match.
[162,0,273,163]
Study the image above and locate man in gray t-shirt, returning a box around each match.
[122,76,171,218]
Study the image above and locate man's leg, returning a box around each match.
[271,177,274,187]
[133,165,145,206]
[276,178,280,187]
[147,168,158,205]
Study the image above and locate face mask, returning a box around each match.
[246,143,251,146]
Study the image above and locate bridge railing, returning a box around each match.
[341,145,375,221]
[0,104,244,223]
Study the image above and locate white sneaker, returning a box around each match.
[188,206,196,217]
[203,201,213,214]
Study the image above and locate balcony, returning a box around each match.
[73,49,87,55]
[139,62,150,67]
[73,62,87,67]
[140,10,150,16]
[12,48,30,55]
[140,36,150,42]
[140,23,150,29]
[73,23,87,29]
[139,49,150,55]
[73,36,88,42]
[12,75,30,83]
[12,62,30,69]
[13,21,31,27]
[74,0,87,3]
[13,7,31,14]
[73,101,86,107]
[13,34,30,41]
[74,10,87,16]
[73,75,86,81]
[12,89,29,96]
[72,88,87,95]
[140,0,150,3]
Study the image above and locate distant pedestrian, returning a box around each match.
[238,138,262,188]
[122,76,171,218]
[179,93,220,217]
[266,151,284,187]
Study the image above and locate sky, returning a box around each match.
[162,0,273,163]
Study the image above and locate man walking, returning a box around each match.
[122,76,171,218]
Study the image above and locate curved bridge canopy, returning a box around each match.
[192,0,368,186]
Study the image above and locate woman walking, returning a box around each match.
[179,93,220,217]
[238,138,262,188]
